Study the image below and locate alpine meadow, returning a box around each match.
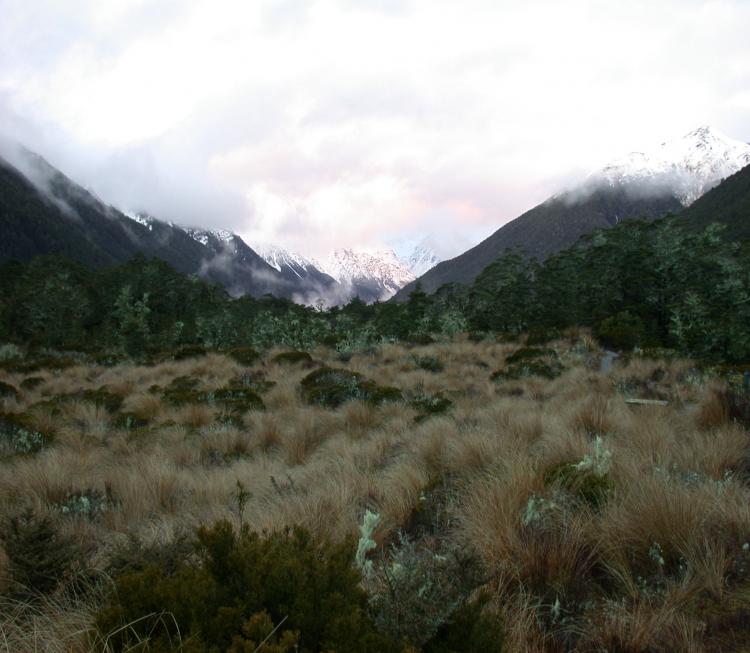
[2,2,750,652]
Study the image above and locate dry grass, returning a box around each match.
[1,337,749,651]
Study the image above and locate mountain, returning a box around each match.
[0,145,304,299]
[395,126,750,299]
[253,244,338,292]
[593,126,750,205]
[678,161,750,241]
[321,249,416,303]
[397,241,441,277]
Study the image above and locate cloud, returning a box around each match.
[1,0,749,259]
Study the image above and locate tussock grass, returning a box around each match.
[1,337,750,651]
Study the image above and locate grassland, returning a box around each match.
[0,333,749,651]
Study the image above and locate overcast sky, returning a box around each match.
[1,0,749,258]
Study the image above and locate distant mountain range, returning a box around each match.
[395,126,750,299]
[3,125,748,306]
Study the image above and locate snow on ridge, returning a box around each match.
[321,248,416,297]
[590,125,750,205]
[123,210,154,231]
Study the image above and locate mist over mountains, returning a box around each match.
[395,126,750,299]
[2,125,749,307]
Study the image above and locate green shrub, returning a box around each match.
[0,354,76,373]
[0,509,80,598]
[0,380,19,401]
[300,368,402,409]
[173,345,207,360]
[160,376,201,406]
[409,391,453,423]
[54,487,113,521]
[505,347,557,364]
[211,386,265,413]
[595,311,648,350]
[0,412,48,454]
[491,349,563,382]
[271,350,314,366]
[56,388,124,413]
[525,328,560,346]
[20,376,45,391]
[228,347,261,366]
[413,355,445,373]
[0,343,23,361]
[543,462,612,509]
[95,521,399,653]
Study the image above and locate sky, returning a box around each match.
[1,0,749,259]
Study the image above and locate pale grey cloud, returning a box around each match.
[1,0,748,258]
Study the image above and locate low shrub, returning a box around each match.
[409,391,453,423]
[0,509,81,598]
[96,520,399,653]
[228,347,261,366]
[595,311,648,351]
[0,380,19,401]
[271,350,314,366]
[0,412,48,454]
[300,368,402,409]
[414,355,445,373]
[491,358,563,382]
[212,386,265,413]
[173,345,208,360]
[505,347,557,364]
[20,376,45,391]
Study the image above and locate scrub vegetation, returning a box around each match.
[1,334,749,651]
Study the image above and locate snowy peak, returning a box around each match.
[592,125,750,205]
[400,243,440,277]
[322,249,416,300]
[255,244,324,278]
[186,227,236,250]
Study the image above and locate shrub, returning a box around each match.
[173,345,207,360]
[56,388,124,413]
[505,347,557,364]
[409,391,453,423]
[0,380,19,401]
[0,412,48,454]
[491,358,563,382]
[96,521,398,653]
[212,386,265,413]
[300,367,402,409]
[0,509,80,598]
[228,347,261,366]
[271,350,314,366]
[0,343,23,361]
[595,311,648,350]
[414,355,445,373]
[20,376,45,391]
[356,512,499,651]
[160,376,201,406]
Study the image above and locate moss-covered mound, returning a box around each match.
[20,377,45,391]
[211,386,265,413]
[227,347,261,366]
[0,412,48,454]
[157,376,264,413]
[300,367,402,408]
[492,348,563,382]
[271,350,314,366]
[159,376,202,406]
[0,381,19,401]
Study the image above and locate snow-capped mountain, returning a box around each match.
[591,125,750,205]
[400,243,440,277]
[185,227,235,248]
[255,244,323,279]
[321,249,416,302]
